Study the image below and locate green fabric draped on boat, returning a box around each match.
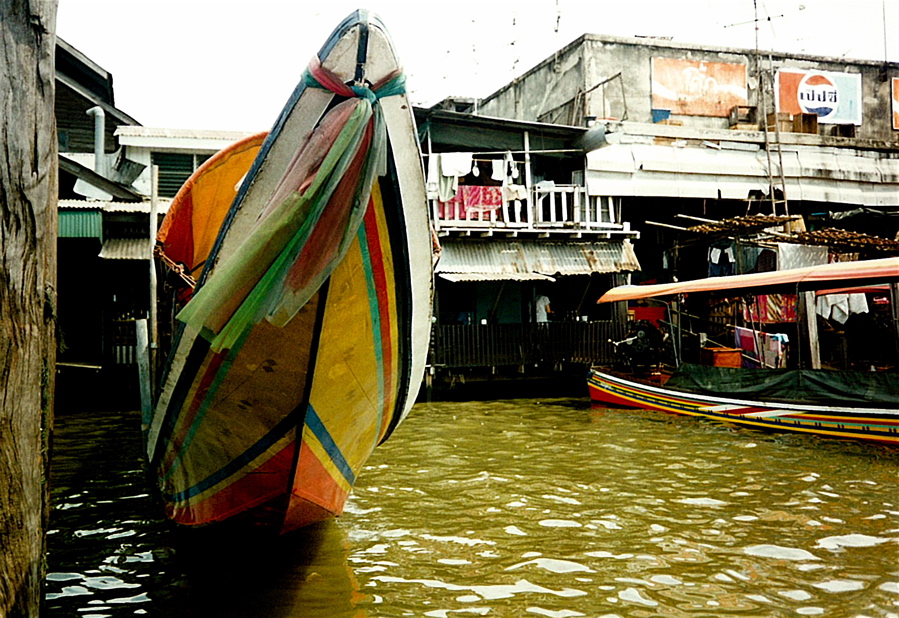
[665,363,899,407]
[176,72,403,352]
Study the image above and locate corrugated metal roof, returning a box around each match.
[439,272,556,282]
[58,199,172,213]
[436,240,640,280]
[98,238,152,260]
[59,210,102,238]
[115,126,255,141]
[59,199,103,210]
[104,200,172,214]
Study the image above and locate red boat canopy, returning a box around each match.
[598,257,899,303]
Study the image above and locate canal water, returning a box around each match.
[47,398,898,617]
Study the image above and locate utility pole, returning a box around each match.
[0,0,59,615]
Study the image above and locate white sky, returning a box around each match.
[56,0,897,132]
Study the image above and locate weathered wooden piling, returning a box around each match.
[0,0,58,615]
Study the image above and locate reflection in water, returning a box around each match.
[170,521,365,618]
[48,400,899,616]
[46,410,365,618]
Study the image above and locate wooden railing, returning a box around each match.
[431,184,628,235]
[110,319,137,365]
[432,321,624,368]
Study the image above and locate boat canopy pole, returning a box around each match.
[670,297,682,368]
[892,282,899,362]
[749,296,764,368]
[797,289,821,370]
[576,275,593,316]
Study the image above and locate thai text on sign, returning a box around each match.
[651,58,748,117]
[776,69,862,125]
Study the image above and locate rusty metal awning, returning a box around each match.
[586,142,899,205]
[439,272,557,282]
[98,238,152,260]
[436,240,641,281]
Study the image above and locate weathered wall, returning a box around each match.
[478,36,587,126]
[479,34,899,143]
[580,38,754,131]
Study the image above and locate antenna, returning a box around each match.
[723,13,787,29]
[723,2,806,52]
[750,0,789,217]
[883,0,890,63]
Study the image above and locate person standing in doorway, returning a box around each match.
[535,293,552,323]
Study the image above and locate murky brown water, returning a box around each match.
[47,399,899,617]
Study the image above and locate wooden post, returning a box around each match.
[890,283,899,364]
[149,166,159,391]
[523,130,533,228]
[136,319,152,427]
[0,0,58,614]
[799,291,821,370]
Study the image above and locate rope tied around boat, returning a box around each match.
[303,55,406,103]
[154,244,197,289]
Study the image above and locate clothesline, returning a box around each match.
[421,149,582,158]
[425,155,518,165]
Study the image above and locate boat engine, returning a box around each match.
[614,320,665,372]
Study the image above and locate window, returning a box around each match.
[151,152,211,197]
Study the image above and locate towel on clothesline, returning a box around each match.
[734,326,789,368]
[437,186,502,220]
[440,152,474,177]
[491,159,506,182]
[816,293,869,324]
[426,154,440,201]
[503,184,528,201]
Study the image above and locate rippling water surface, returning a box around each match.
[47,400,899,617]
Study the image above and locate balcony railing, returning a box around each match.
[432,321,624,368]
[431,184,630,236]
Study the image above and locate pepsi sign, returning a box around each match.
[798,73,839,119]
[776,69,862,125]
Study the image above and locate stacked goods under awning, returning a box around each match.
[677,215,899,256]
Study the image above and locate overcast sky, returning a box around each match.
[56,0,897,132]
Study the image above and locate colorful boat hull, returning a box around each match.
[148,11,432,534]
[589,368,899,446]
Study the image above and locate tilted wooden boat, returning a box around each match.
[149,10,432,533]
[589,258,899,446]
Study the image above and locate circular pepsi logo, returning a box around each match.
[798,73,838,119]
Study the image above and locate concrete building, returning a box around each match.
[414,106,643,391]
[472,35,899,287]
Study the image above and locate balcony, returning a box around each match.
[431,183,635,239]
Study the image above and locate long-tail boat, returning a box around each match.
[589,258,899,446]
[149,10,433,533]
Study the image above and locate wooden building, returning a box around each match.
[54,39,251,406]
[414,107,642,390]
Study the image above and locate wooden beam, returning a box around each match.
[645,220,690,231]
[0,1,58,613]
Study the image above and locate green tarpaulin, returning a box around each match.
[665,363,899,408]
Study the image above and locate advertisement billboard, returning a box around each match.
[893,77,899,131]
[776,69,862,125]
[651,58,748,117]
